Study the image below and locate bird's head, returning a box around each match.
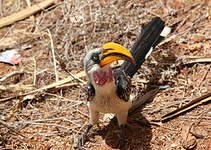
[84,42,135,86]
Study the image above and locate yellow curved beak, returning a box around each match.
[100,42,135,67]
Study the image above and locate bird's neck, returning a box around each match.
[90,66,116,95]
[92,66,113,86]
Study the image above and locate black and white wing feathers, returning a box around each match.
[85,81,95,101]
[114,70,131,102]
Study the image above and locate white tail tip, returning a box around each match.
[160,26,171,37]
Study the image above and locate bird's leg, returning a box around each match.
[75,109,99,148]
[115,111,128,148]
[89,109,99,125]
[116,124,127,148]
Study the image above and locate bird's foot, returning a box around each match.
[74,124,93,149]
[115,124,127,148]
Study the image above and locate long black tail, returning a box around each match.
[121,17,171,78]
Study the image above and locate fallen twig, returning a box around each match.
[181,57,211,65]
[160,92,211,122]
[44,92,83,103]
[0,84,34,92]
[57,57,86,85]
[147,98,191,114]
[0,0,60,28]
[0,71,24,82]
[54,82,79,89]
[0,71,86,104]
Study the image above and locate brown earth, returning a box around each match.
[0,0,210,150]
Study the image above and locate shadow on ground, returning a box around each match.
[104,114,152,150]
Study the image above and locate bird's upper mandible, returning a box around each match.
[83,42,135,73]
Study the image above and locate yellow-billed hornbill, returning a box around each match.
[77,17,171,148]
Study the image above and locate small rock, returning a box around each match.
[181,122,197,149]
[171,143,177,147]
[182,135,197,150]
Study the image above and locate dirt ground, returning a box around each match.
[0,0,210,150]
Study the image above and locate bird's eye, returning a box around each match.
[91,53,100,63]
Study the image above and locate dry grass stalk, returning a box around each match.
[32,57,37,85]
[47,29,59,82]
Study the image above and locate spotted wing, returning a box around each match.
[114,69,131,102]
[85,81,95,101]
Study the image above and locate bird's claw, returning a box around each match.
[116,134,125,148]
[115,124,127,148]
[75,134,87,149]
[74,124,93,149]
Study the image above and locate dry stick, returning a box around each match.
[0,0,60,28]
[62,71,87,94]
[181,57,211,65]
[142,8,160,17]
[44,92,83,103]
[47,29,59,82]
[0,71,24,82]
[57,57,87,91]
[0,71,86,104]
[160,92,211,122]
[0,84,34,92]
[183,116,211,120]
[66,71,86,85]
[147,98,191,114]
[55,82,79,89]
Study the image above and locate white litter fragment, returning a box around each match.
[0,50,21,65]
[102,113,115,122]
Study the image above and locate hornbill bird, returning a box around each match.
[76,17,171,148]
